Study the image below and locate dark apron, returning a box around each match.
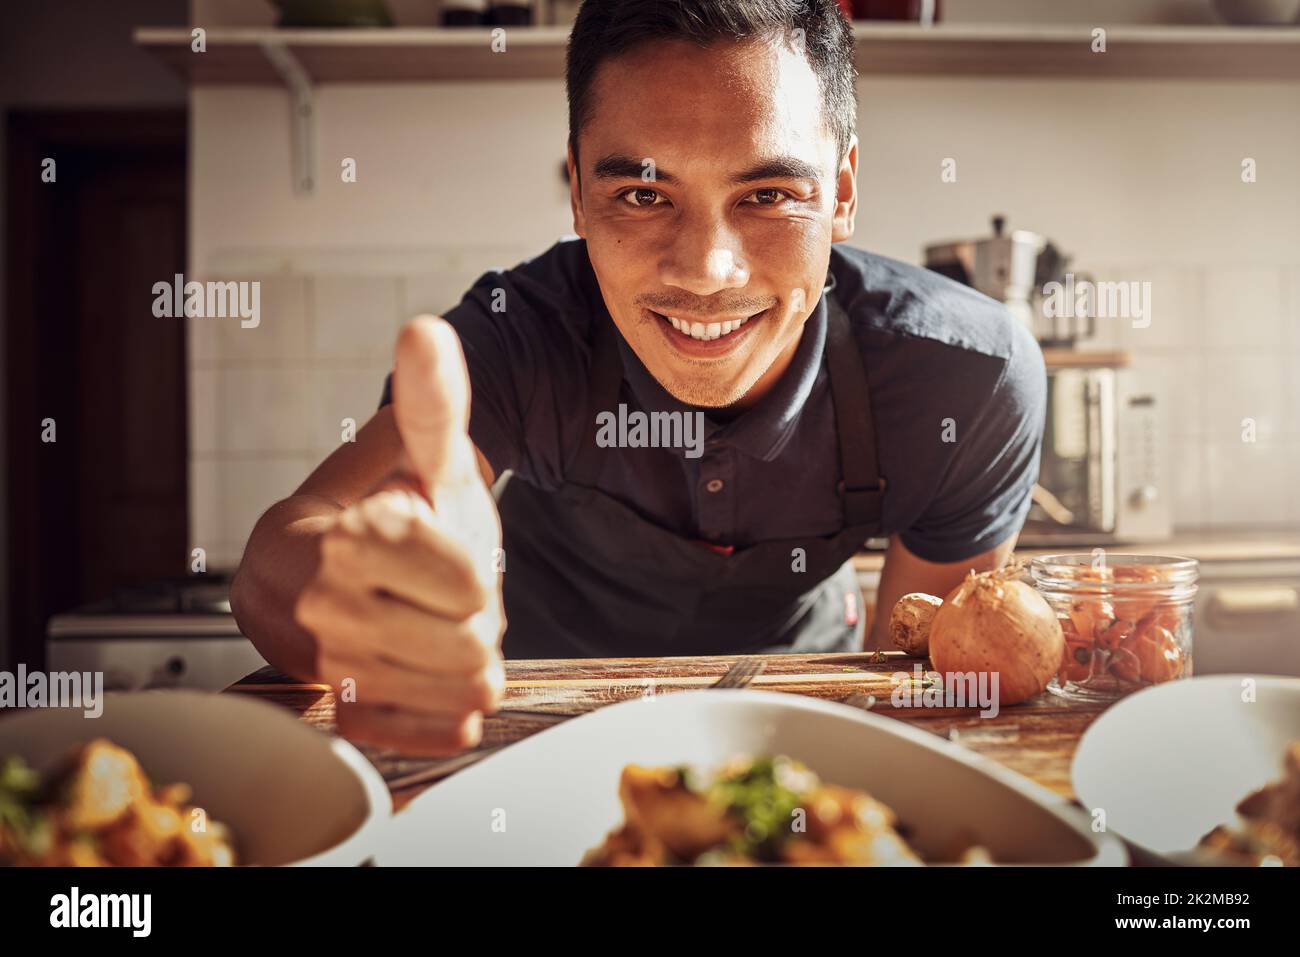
[496,278,885,659]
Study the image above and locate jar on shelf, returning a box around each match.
[489,0,535,26]
[1031,554,1198,701]
[441,0,488,27]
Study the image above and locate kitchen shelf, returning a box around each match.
[136,23,1300,84]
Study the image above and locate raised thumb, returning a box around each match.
[392,315,474,491]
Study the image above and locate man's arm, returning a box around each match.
[866,532,1018,650]
[230,408,404,679]
[231,374,497,681]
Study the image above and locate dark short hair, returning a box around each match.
[565,0,858,178]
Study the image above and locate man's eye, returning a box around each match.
[620,188,666,207]
[748,188,790,205]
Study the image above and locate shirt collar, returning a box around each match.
[615,270,835,462]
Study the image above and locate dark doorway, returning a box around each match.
[5,110,188,669]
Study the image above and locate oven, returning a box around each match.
[45,578,267,692]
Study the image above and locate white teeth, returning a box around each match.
[665,313,754,342]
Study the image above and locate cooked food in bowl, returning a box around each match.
[0,738,236,866]
[1198,741,1300,866]
[581,754,991,866]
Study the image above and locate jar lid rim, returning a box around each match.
[1031,552,1198,568]
[1030,553,1199,589]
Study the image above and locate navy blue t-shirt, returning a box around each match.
[381,237,1046,563]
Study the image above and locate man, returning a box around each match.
[231,0,1046,757]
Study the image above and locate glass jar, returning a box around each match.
[1031,553,1198,701]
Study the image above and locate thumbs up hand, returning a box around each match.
[391,316,504,609]
[294,316,506,757]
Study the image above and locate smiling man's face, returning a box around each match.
[569,34,858,411]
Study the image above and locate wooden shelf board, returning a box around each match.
[135,24,1300,84]
[1041,348,1134,369]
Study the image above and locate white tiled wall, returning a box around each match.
[1089,262,1300,528]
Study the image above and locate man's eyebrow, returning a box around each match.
[592,153,670,182]
[726,157,824,186]
[590,153,822,186]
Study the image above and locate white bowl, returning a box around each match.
[1072,674,1300,859]
[374,689,1125,866]
[0,689,390,866]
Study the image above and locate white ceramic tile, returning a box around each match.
[1288,443,1300,525]
[308,367,393,454]
[1284,266,1300,434]
[1286,266,1300,344]
[1201,440,1292,527]
[1100,264,1203,353]
[205,543,245,572]
[1202,265,1285,350]
[189,365,220,460]
[1168,436,1205,528]
[190,367,312,454]
[189,454,320,564]
[401,271,475,322]
[189,456,222,560]
[310,275,402,360]
[1199,352,1287,445]
[188,276,310,362]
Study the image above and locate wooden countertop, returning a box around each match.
[227,651,1111,814]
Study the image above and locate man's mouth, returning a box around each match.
[663,313,755,342]
[647,307,770,353]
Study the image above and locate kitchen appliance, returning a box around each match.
[924,215,1092,347]
[45,577,267,692]
[923,221,1171,544]
[1021,355,1172,544]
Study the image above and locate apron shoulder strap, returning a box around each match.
[823,284,886,527]
[567,314,624,487]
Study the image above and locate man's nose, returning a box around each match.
[658,218,750,296]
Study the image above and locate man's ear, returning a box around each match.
[831,134,858,243]
[567,141,587,238]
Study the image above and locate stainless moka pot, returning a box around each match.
[924,213,1045,299]
[924,215,1089,346]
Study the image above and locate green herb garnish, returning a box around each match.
[0,755,42,842]
[705,756,814,862]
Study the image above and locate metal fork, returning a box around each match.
[710,655,767,689]
[373,656,767,791]
[841,691,877,711]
